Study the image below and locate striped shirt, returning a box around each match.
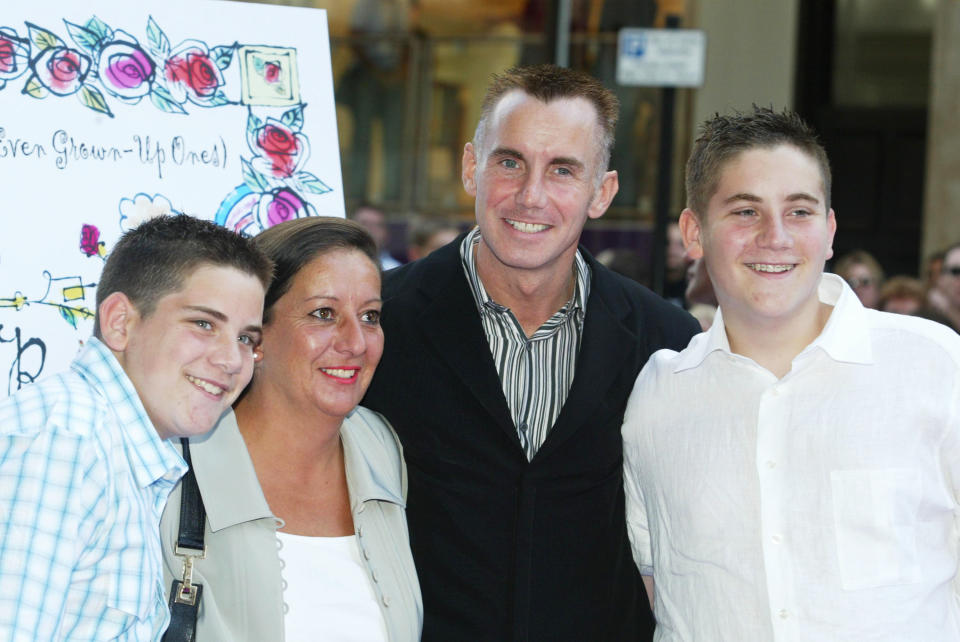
[461,228,591,460]
[0,338,187,641]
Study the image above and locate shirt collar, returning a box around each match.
[459,226,590,317]
[71,337,187,489]
[342,409,405,508]
[189,409,274,532]
[673,273,873,373]
[190,408,405,531]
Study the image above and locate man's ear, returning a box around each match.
[825,207,837,260]
[587,170,619,220]
[678,208,704,260]
[462,142,478,197]
[98,291,138,352]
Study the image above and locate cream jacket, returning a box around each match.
[160,407,422,641]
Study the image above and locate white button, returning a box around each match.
[772,534,782,543]
[372,569,379,582]
[362,547,370,560]
[779,609,789,619]
[766,460,776,469]
[357,525,364,537]
[382,595,391,607]
[357,503,365,514]
[771,387,780,397]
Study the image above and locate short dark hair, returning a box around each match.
[474,64,619,175]
[685,106,831,217]
[94,215,273,338]
[252,217,379,324]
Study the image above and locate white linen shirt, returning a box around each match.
[622,273,960,642]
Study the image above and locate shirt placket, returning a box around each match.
[756,377,801,641]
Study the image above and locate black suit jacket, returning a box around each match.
[364,236,700,641]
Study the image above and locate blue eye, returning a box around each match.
[501,158,519,169]
[194,319,213,330]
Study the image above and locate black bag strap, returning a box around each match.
[162,438,207,642]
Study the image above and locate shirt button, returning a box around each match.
[357,503,365,514]
[372,569,380,582]
[766,460,776,469]
[357,525,364,537]
[382,595,391,607]
[362,547,371,560]
[771,534,782,543]
[779,609,789,619]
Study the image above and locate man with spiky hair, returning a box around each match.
[623,107,960,640]
[365,65,698,640]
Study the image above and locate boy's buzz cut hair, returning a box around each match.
[685,105,832,217]
[93,214,273,338]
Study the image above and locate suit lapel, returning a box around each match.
[415,246,520,447]
[533,261,636,461]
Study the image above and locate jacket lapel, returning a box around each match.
[533,257,636,461]
[414,245,520,447]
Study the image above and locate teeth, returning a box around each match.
[507,219,548,233]
[321,368,355,379]
[186,375,225,396]
[747,263,793,273]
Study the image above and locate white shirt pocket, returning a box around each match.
[831,467,922,591]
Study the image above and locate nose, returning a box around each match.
[334,316,366,355]
[211,334,245,374]
[516,172,548,209]
[756,214,792,249]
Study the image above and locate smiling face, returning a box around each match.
[679,144,836,332]
[255,249,383,422]
[112,264,266,440]
[462,91,618,283]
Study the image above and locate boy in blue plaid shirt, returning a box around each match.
[0,215,272,641]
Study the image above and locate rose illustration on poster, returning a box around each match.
[0,2,343,397]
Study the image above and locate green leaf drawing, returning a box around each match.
[241,157,272,193]
[212,45,234,70]
[145,16,170,57]
[280,104,304,131]
[246,111,264,137]
[79,84,114,117]
[64,20,100,53]
[150,84,188,114]
[297,172,331,195]
[84,16,112,42]
[59,306,79,328]
[22,76,47,99]
[26,23,62,52]
[207,90,231,107]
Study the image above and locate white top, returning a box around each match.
[622,273,960,642]
[277,532,389,642]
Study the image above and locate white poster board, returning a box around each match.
[0,0,343,397]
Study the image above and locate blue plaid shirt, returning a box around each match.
[0,338,187,641]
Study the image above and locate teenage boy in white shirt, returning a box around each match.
[622,106,960,641]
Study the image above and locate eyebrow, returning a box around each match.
[304,295,384,306]
[184,305,262,335]
[489,147,585,171]
[722,192,821,205]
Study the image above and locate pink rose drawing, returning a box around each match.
[163,40,225,105]
[79,224,106,258]
[256,187,314,229]
[264,61,281,84]
[31,46,91,96]
[0,28,30,85]
[254,120,306,177]
[99,34,155,99]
